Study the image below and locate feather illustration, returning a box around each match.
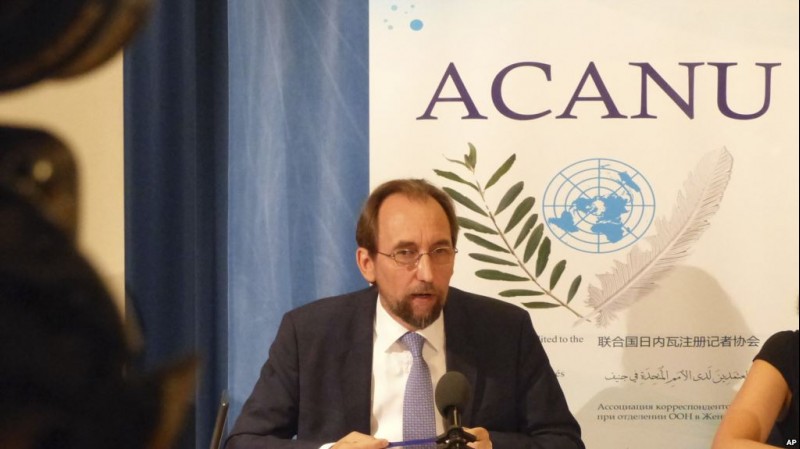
[581,147,734,327]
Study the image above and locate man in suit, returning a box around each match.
[226,179,584,449]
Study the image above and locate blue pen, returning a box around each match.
[386,437,438,447]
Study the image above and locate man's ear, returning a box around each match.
[356,247,376,283]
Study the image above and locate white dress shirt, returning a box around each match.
[320,296,447,449]
[371,295,446,442]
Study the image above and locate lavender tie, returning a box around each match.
[400,332,436,449]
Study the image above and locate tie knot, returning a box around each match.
[401,332,425,358]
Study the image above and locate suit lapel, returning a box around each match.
[442,289,478,425]
[339,287,378,433]
[337,288,482,430]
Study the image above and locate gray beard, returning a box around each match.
[386,291,443,330]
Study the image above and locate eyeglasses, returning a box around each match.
[376,247,458,268]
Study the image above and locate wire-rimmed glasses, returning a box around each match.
[376,247,458,268]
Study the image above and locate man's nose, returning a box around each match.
[415,253,434,282]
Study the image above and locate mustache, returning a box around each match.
[408,284,438,296]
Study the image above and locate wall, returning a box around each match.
[0,55,125,307]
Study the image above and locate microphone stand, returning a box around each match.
[435,407,476,449]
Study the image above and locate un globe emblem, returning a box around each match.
[542,158,656,253]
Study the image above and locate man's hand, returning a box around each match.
[465,427,492,449]
[331,431,389,449]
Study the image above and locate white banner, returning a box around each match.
[370,1,799,448]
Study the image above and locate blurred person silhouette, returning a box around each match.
[711,327,798,448]
[1,1,196,448]
[0,185,194,449]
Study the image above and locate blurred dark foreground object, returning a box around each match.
[0,126,78,239]
[0,0,152,92]
[0,186,196,449]
[0,2,194,448]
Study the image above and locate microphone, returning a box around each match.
[434,372,476,449]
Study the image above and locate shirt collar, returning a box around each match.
[374,294,445,354]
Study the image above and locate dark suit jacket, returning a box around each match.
[225,286,584,449]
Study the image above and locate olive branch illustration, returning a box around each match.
[434,143,586,320]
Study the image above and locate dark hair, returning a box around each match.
[355,178,459,254]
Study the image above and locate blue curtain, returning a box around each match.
[124,1,369,447]
[226,0,369,424]
[124,1,229,448]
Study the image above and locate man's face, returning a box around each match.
[356,193,455,330]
